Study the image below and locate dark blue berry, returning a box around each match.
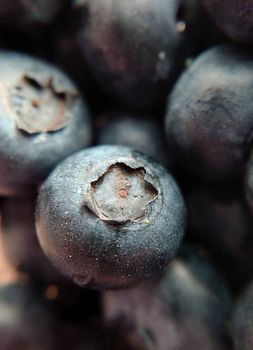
[75,0,205,108]
[165,45,253,182]
[0,51,92,197]
[204,0,253,44]
[36,145,185,289]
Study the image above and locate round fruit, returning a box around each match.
[36,145,186,289]
[76,0,204,108]
[0,51,92,196]
[165,45,253,182]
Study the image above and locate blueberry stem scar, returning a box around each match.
[85,162,158,224]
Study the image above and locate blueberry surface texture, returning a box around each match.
[36,145,186,289]
[0,51,92,197]
[203,0,253,45]
[75,0,204,108]
[165,45,253,182]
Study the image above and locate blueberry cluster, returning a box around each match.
[0,1,253,349]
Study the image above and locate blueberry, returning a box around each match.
[103,247,231,350]
[96,114,168,166]
[0,197,64,284]
[36,145,186,289]
[203,0,253,45]
[232,281,253,350]
[165,45,253,182]
[0,51,92,197]
[75,0,205,108]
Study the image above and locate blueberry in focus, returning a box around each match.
[165,45,253,182]
[75,0,205,108]
[203,0,253,45]
[96,114,168,166]
[36,145,186,289]
[0,51,92,197]
[103,247,231,350]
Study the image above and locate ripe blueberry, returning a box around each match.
[75,0,205,108]
[0,51,92,196]
[165,45,253,182]
[36,145,185,289]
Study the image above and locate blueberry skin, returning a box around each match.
[36,145,186,289]
[96,114,168,166]
[165,45,253,182]
[75,0,204,108]
[103,247,231,350]
[232,281,253,350]
[203,0,253,45]
[0,51,92,197]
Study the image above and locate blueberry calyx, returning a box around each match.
[84,161,159,224]
[10,72,78,134]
